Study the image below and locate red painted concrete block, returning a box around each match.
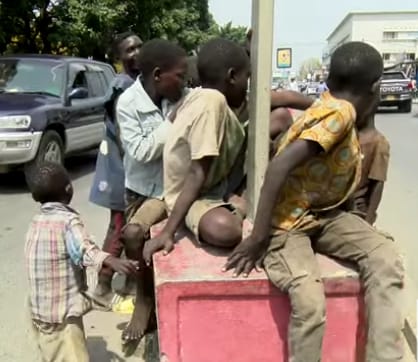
[152,221,366,362]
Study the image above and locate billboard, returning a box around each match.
[277,48,292,69]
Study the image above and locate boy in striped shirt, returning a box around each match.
[25,162,139,362]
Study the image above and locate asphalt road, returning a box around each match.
[0,106,417,361]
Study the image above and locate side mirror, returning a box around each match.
[68,87,88,100]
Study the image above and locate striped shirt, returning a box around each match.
[25,202,109,323]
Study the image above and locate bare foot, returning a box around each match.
[122,296,153,342]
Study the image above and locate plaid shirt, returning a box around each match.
[25,202,109,324]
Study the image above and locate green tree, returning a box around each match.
[299,57,322,80]
[211,21,247,44]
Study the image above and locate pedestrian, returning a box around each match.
[289,77,299,92]
[143,37,251,261]
[317,79,328,94]
[349,115,390,225]
[224,42,404,362]
[25,162,139,362]
[89,31,142,304]
[116,39,188,349]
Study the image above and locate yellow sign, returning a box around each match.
[277,48,292,69]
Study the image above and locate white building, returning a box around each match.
[324,11,418,66]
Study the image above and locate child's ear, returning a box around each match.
[153,67,161,81]
[227,68,236,85]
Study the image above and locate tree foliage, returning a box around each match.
[0,0,248,58]
[298,57,322,80]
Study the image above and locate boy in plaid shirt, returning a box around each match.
[25,162,139,362]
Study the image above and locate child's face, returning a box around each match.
[226,67,250,108]
[156,57,188,103]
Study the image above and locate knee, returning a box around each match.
[122,224,146,251]
[199,210,242,248]
[365,243,404,286]
[289,277,326,324]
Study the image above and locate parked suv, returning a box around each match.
[0,54,115,181]
[379,71,413,113]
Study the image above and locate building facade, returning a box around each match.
[324,11,418,67]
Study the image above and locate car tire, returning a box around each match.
[399,100,412,113]
[24,130,64,185]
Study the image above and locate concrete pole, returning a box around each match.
[247,0,275,220]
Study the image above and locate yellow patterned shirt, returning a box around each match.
[272,91,361,231]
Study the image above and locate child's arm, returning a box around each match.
[365,180,384,225]
[270,90,313,110]
[66,217,139,275]
[365,135,390,225]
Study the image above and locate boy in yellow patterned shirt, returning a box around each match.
[225,42,404,362]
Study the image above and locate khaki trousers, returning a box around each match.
[264,210,404,362]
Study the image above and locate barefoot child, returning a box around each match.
[350,115,390,225]
[116,39,187,345]
[225,42,404,362]
[25,162,139,362]
[143,38,251,261]
[90,31,143,303]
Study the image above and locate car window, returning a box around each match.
[85,71,106,97]
[0,58,64,97]
[69,63,88,90]
[382,72,406,81]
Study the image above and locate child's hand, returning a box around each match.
[104,256,139,275]
[222,235,268,278]
[143,232,175,266]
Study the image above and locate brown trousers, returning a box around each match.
[264,210,404,362]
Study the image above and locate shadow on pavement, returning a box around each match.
[0,150,98,195]
[87,336,125,362]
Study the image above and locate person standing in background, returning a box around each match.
[90,32,143,305]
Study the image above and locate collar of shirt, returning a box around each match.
[133,76,172,116]
[40,202,79,215]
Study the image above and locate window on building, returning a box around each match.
[383,31,397,40]
[382,53,391,61]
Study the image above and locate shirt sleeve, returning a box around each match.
[368,135,390,182]
[116,101,171,163]
[65,216,109,271]
[186,97,227,161]
[298,105,355,152]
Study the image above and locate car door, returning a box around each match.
[82,65,109,148]
[63,62,96,152]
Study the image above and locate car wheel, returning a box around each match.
[399,100,412,113]
[24,130,64,185]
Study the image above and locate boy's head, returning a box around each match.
[112,32,143,73]
[138,39,188,103]
[327,42,383,126]
[198,38,250,108]
[29,162,73,205]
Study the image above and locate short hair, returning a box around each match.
[138,39,187,78]
[112,31,138,58]
[327,42,383,93]
[28,162,71,204]
[197,38,250,86]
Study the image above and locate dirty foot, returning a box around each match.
[121,297,154,357]
[122,297,153,342]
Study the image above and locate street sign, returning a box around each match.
[277,48,292,69]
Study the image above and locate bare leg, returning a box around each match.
[93,210,125,306]
[121,224,155,345]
